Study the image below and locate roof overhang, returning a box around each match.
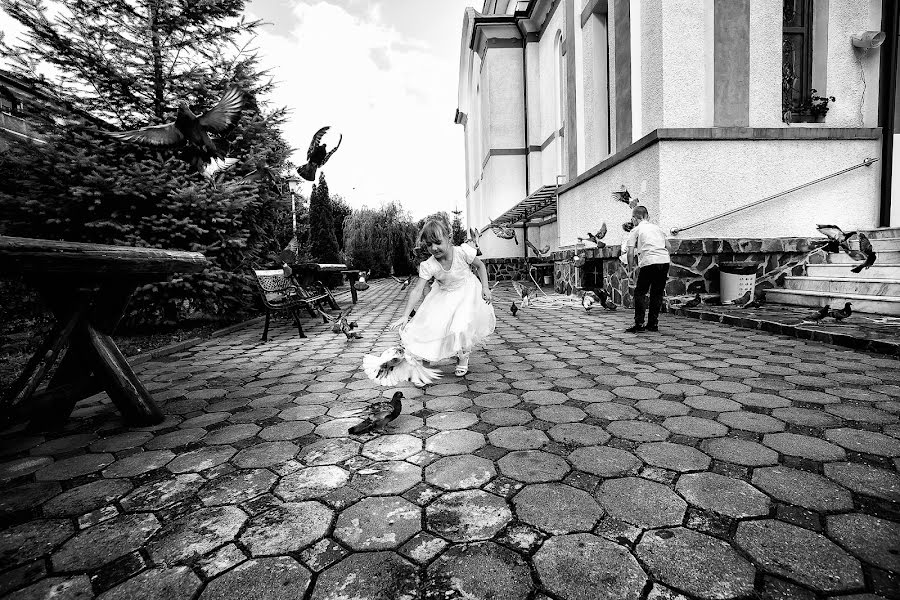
[470,16,521,59]
[483,185,560,231]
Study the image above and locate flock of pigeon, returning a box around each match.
[105,85,341,186]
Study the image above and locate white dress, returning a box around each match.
[400,244,496,362]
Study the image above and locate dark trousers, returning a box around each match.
[634,262,669,327]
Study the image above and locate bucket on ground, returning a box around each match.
[719,261,757,304]
[543,275,552,285]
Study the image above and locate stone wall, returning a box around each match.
[483,257,555,284]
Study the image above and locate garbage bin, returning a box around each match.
[719,262,757,304]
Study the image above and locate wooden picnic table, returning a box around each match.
[0,236,208,430]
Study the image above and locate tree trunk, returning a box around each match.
[149,0,165,119]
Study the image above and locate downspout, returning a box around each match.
[516,17,532,260]
[879,0,899,226]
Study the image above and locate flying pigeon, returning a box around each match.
[512,281,538,306]
[582,291,599,311]
[362,346,441,387]
[348,391,403,435]
[586,223,608,248]
[850,233,876,273]
[526,240,551,258]
[203,157,239,181]
[354,271,370,291]
[466,228,483,256]
[622,221,634,233]
[828,302,852,321]
[297,126,342,181]
[107,85,246,171]
[511,302,519,317]
[392,275,413,290]
[815,224,859,257]
[488,218,518,244]
[611,186,631,205]
[241,159,279,185]
[597,288,617,310]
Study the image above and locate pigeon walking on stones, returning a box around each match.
[828,302,853,321]
[683,293,702,309]
[511,302,519,316]
[298,126,342,181]
[731,290,752,306]
[348,391,403,435]
[107,85,246,172]
[598,288,618,311]
[805,305,831,322]
[582,291,599,311]
[850,233,876,273]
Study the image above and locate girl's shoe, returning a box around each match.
[455,352,470,376]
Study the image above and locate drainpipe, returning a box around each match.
[879,0,899,226]
[516,17,532,260]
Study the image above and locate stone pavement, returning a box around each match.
[1,280,899,600]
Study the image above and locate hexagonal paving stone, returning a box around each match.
[200,469,278,506]
[488,426,549,450]
[121,473,205,512]
[636,527,756,599]
[523,390,569,405]
[704,437,779,467]
[823,462,900,502]
[770,407,841,428]
[276,466,349,501]
[425,455,495,490]
[717,411,785,433]
[424,542,532,600]
[298,438,361,465]
[585,402,640,420]
[99,566,201,600]
[204,424,260,445]
[334,496,420,550]
[675,472,769,518]
[259,421,315,441]
[41,479,132,516]
[533,405,586,423]
[361,434,422,461]
[752,466,853,512]
[426,411,478,430]
[762,433,846,461]
[736,519,863,593]
[498,450,570,483]
[548,423,610,446]
[0,481,60,515]
[569,446,642,477]
[350,461,422,495]
[663,416,728,438]
[534,533,647,600]
[0,519,74,569]
[824,428,900,457]
[7,576,93,600]
[102,450,174,478]
[232,442,298,468]
[424,430,485,455]
[145,428,207,450]
[52,512,159,571]
[684,396,742,412]
[636,400,690,417]
[239,502,331,556]
[473,392,520,408]
[311,552,418,600]
[607,420,670,442]
[88,431,152,453]
[597,477,687,529]
[166,446,236,474]
[514,483,603,534]
[198,557,310,600]
[636,442,711,472]
[827,513,900,574]
[426,490,512,542]
[481,408,532,426]
[147,506,247,565]
[35,453,114,481]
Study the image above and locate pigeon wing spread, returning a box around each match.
[363,346,441,387]
[321,134,342,166]
[307,126,330,160]
[107,122,184,146]
[197,85,247,133]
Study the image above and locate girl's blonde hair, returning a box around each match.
[417,218,451,250]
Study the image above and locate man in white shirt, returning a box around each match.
[625,206,670,333]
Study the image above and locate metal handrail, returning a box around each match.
[670,157,879,235]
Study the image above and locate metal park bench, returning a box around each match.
[0,236,208,429]
[252,268,331,342]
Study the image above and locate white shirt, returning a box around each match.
[626,221,670,267]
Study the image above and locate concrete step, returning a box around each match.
[765,289,900,315]
[825,250,900,264]
[849,236,900,251]
[785,276,900,296]
[807,263,900,278]
[861,227,900,239]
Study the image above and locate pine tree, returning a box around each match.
[451,209,466,246]
[308,172,341,263]
[330,193,352,253]
[0,0,294,326]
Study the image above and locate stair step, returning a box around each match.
[849,236,900,251]
[785,276,900,296]
[764,289,900,315]
[825,250,900,264]
[861,227,900,239]
[807,264,900,278]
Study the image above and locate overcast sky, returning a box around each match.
[1,0,477,220]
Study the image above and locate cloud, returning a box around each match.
[247,0,468,219]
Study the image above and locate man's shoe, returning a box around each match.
[625,325,645,333]
[646,325,659,332]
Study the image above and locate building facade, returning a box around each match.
[457,0,899,285]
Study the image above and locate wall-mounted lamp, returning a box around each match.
[851,31,886,49]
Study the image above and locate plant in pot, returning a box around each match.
[783,89,835,124]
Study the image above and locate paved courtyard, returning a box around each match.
[1,280,899,600]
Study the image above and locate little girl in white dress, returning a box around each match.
[390,218,496,376]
